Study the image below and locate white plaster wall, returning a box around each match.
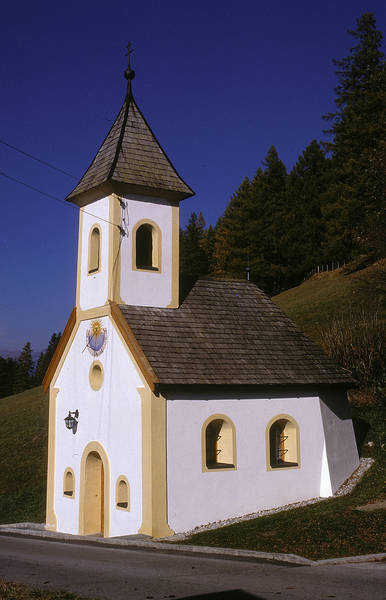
[167,396,328,533]
[120,195,173,307]
[319,396,359,493]
[53,315,143,537]
[79,197,110,311]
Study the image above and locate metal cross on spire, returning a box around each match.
[124,41,135,96]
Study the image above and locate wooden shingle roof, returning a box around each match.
[66,88,194,207]
[118,279,354,388]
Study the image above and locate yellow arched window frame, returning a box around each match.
[132,219,161,272]
[63,467,75,498]
[88,225,101,274]
[266,414,300,470]
[115,475,130,511]
[202,414,237,471]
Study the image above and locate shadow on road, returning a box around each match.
[177,590,266,599]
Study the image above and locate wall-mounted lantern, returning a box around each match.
[64,410,79,434]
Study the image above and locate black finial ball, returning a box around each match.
[124,68,135,80]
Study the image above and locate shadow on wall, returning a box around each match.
[319,390,352,420]
[179,590,267,599]
[351,417,371,455]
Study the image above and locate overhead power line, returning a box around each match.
[0,170,121,229]
[0,137,79,180]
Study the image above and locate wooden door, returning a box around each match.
[83,451,104,535]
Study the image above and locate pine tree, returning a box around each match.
[323,12,385,259]
[13,342,33,394]
[180,212,210,301]
[248,146,287,294]
[0,356,17,398]
[212,147,288,294]
[201,225,217,274]
[212,177,254,280]
[282,140,329,286]
[34,332,61,385]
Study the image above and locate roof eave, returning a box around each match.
[66,179,194,207]
[158,381,356,397]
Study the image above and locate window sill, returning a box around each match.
[203,462,236,472]
[133,266,161,273]
[267,461,300,471]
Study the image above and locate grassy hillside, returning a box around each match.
[273,258,385,345]
[0,386,48,524]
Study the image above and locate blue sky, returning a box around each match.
[1,0,385,355]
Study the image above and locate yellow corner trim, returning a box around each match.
[45,387,58,531]
[138,387,174,538]
[166,204,179,308]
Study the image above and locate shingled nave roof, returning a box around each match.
[118,279,355,388]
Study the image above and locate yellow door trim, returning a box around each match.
[79,441,111,537]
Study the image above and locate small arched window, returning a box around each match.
[134,222,160,271]
[203,416,236,470]
[267,416,299,469]
[116,476,130,510]
[88,226,101,274]
[63,468,75,498]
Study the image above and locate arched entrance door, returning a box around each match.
[84,451,104,534]
[79,442,109,536]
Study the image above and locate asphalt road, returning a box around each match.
[0,536,384,600]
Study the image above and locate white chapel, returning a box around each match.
[43,52,359,538]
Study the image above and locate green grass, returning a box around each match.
[0,386,48,524]
[0,581,94,600]
[273,258,385,345]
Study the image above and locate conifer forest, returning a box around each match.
[180,13,385,299]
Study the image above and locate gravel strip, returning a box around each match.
[162,458,374,542]
[333,457,374,496]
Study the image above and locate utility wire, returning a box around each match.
[0,171,121,229]
[0,138,79,180]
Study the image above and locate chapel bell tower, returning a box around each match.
[66,44,194,311]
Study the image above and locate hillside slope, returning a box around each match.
[273,258,385,345]
[0,386,48,524]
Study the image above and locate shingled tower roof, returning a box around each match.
[66,46,194,207]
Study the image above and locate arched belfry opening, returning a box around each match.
[134,221,161,271]
[136,224,153,269]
